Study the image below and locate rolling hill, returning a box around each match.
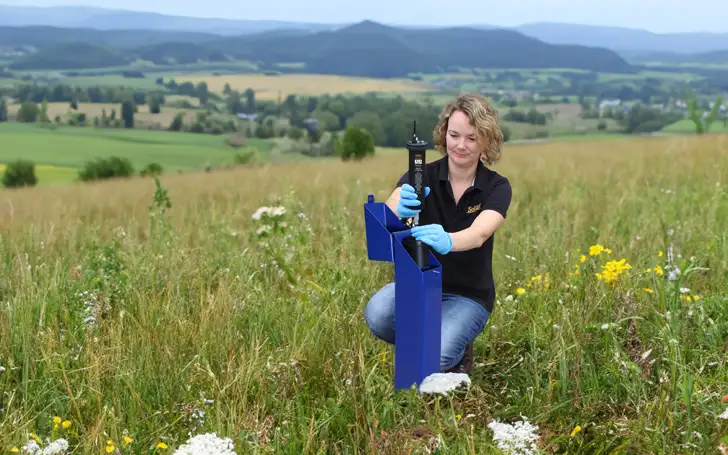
[512,22,728,55]
[0,20,637,76]
[1,4,726,57]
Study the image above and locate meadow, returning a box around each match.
[1,132,728,454]
[0,124,273,177]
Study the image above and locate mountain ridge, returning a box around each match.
[1,4,727,56]
[0,20,636,76]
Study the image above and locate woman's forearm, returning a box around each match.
[449,210,505,253]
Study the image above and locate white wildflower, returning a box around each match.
[418,373,470,396]
[22,440,40,454]
[251,207,270,221]
[269,206,286,217]
[40,439,69,455]
[172,433,236,455]
[488,417,540,455]
[719,407,728,420]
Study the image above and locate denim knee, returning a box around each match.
[364,282,395,344]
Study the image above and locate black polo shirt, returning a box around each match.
[395,155,512,314]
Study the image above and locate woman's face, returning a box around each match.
[446,110,481,167]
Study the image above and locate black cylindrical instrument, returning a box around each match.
[406,121,429,268]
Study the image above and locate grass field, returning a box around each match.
[175,73,435,99]
[0,123,274,173]
[0,163,79,185]
[663,119,728,134]
[1,132,727,453]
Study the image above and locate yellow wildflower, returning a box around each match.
[156,442,168,449]
[596,259,632,284]
[11,447,19,453]
[580,254,586,264]
[123,436,133,446]
[516,288,526,295]
[644,288,654,293]
[31,434,41,443]
[53,423,59,431]
[53,416,61,424]
[106,445,115,454]
[456,414,462,420]
[658,250,663,257]
[62,420,71,429]
[570,425,582,437]
[589,244,604,256]
[653,265,663,275]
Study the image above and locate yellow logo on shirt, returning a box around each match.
[466,203,482,214]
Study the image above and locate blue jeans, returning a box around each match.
[364,282,491,371]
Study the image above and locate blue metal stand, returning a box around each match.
[363,194,442,391]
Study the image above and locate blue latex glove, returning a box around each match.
[397,183,430,218]
[410,224,453,255]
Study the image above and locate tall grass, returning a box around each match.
[1,134,727,454]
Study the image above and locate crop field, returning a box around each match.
[0,123,273,174]
[1,133,728,454]
[174,73,435,99]
[5,102,200,129]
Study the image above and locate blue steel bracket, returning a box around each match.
[364,194,443,391]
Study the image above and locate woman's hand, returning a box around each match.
[396,184,430,218]
[410,224,453,255]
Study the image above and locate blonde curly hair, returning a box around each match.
[432,93,504,166]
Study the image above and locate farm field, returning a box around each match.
[0,123,274,174]
[1,132,727,453]
[174,73,436,99]
[6,102,200,129]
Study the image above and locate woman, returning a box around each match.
[364,93,512,374]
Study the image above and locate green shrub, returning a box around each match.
[341,127,375,161]
[78,156,135,182]
[2,159,38,188]
[140,162,163,177]
[234,147,259,165]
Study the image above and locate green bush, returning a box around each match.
[341,127,375,161]
[234,147,259,165]
[2,159,38,188]
[78,156,135,182]
[140,162,163,177]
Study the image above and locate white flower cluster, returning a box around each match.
[22,438,69,455]
[487,417,540,455]
[252,206,286,221]
[172,433,237,455]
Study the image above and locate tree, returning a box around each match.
[687,90,724,135]
[341,127,375,161]
[0,99,7,122]
[121,101,134,128]
[16,101,39,123]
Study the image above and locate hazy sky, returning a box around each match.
[4,0,727,33]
